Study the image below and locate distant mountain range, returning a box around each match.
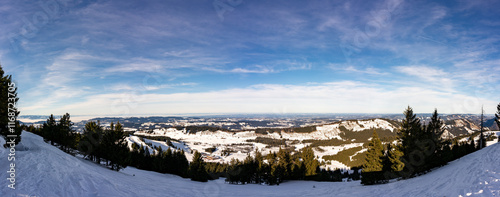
[117,116,498,169]
[18,113,499,133]
[19,114,498,169]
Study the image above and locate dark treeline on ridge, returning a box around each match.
[25,113,358,183]
[26,116,190,177]
[361,106,492,185]
[18,103,500,185]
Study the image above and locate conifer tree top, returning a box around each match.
[0,64,4,76]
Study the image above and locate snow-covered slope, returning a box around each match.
[129,118,495,169]
[1,132,499,196]
[443,118,483,138]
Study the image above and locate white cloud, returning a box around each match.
[107,84,134,91]
[21,50,95,113]
[420,6,447,29]
[328,63,387,75]
[396,65,446,79]
[229,67,274,74]
[204,65,275,74]
[317,17,343,32]
[81,36,89,45]
[22,81,498,115]
[5,0,500,117]
[163,50,197,58]
[143,82,198,91]
[0,50,5,60]
[395,65,455,90]
[103,56,228,76]
[204,61,311,74]
[104,62,163,73]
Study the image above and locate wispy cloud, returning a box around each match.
[203,60,311,74]
[396,65,447,80]
[395,65,456,93]
[143,82,198,91]
[41,81,498,115]
[1,0,498,115]
[103,61,164,73]
[163,50,198,58]
[21,50,94,111]
[328,63,387,75]
[229,66,275,74]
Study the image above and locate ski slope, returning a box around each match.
[1,132,499,197]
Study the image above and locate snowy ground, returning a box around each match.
[130,122,498,171]
[1,132,499,196]
[131,124,376,169]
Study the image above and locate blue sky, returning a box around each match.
[1,0,499,116]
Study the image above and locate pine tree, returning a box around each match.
[0,65,22,146]
[242,154,256,184]
[189,151,208,182]
[277,148,292,180]
[272,162,285,185]
[496,103,500,132]
[440,144,452,166]
[176,149,189,178]
[254,149,264,183]
[42,114,58,145]
[363,130,384,172]
[58,113,76,152]
[424,109,445,170]
[361,130,386,185]
[398,106,423,177]
[426,109,445,150]
[384,143,404,173]
[301,146,319,177]
[399,106,422,154]
[479,106,486,149]
[103,122,129,171]
[290,161,305,180]
[79,121,104,162]
[226,158,241,184]
[469,137,476,153]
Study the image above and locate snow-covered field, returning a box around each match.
[130,118,398,168]
[131,129,358,168]
[1,132,499,196]
[129,120,499,170]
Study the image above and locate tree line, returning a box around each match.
[129,141,190,178]
[26,114,214,181]
[204,146,362,185]
[223,147,317,185]
[361,106,490,185]
[28,114,131,171]
[18,103,500,185]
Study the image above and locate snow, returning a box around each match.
[17,118,46,123]
[303,118,397,140]
[338,119,397,132]
[322,160,348,170]
[458,131,500,145]
[19,115,97,124]
[128,123,495,170]
[1,132,499,196]
[126,135,155,154]
[128,118,397,165]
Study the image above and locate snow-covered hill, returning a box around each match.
[1,132,499,196]
[128,118,494,169]
[130,118,399,169]
[443,118,482,138]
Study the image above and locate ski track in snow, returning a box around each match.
[0,132,499,197]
